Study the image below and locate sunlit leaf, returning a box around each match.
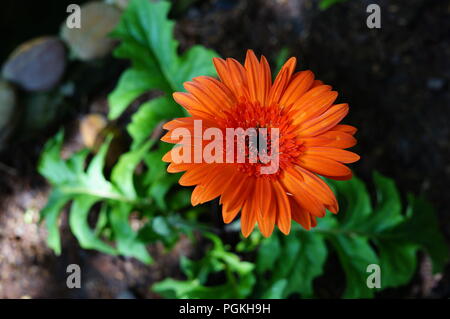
[108,0,218,120]
[38,131,153,263]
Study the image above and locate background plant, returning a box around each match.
[37,0,448,298]
[152,172,448,298]
[39,0,218,263]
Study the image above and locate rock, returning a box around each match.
[2,37,67,92]
[79,113,108,149]
[20,91,67,138]
[61,2,121,61]
[0,81,18,148]
[79,113,128,167]
[113,0,130,10]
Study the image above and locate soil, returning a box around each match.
[0,0,449,298]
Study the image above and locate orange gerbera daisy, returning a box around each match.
[161,49,359,237]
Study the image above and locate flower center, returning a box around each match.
[218,98,304,178]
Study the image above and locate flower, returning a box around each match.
[161,50,359,237]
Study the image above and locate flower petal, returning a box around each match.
[289,197,311,230]
[299,103,349,137]
[298,154,352,178]
[268,57,297,105]
[273,181,291,235]
[295,166,339,213]
[244,50,271,106]
[220,172,252,214]
[241,190,257,237]
[179,164,209,186]
[304,147,360,163]
[191,165,236,205]
[282,169,326,217]
[302,131,357,149]
[279,70,315,107]
[256,179,275,237]
[333,124,357,135]
[291,89,338,125]
[213,57,249,100]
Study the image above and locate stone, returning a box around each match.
[0,81,19,148]
[79,113,108,149]
[113,0,130,10]
[61,2,121,61]
[2,37,67,92]
[20,91,66,137]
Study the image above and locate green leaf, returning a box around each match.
[149,175,179,210]
[330,235,378,298]
[173,45,218,92]
[255,234,281,274]
[38,131,154,263]
[254,173,448,298]
[329,176,372,229]
[255,229,327,298]
[143,144,179,210]
[383,195,448,273]
[39,190,70,255]
[69,196,117,255]
[375,240,418,288]
[319,0,348,10]
[38,130,80,185]
[110,203,152,264]
[127,97,178,149]
[168,189,192,211]
[153,233,256,299]
[274,47,290,75]
[108,69,169,120]
[152,279,203,299]
[111,139,153,199]
[365,171,403,232]
[283,231,328,297]
[108,0,218,120]
[137,214,197,249]
[261,279,288,299]
[38,0,220,265]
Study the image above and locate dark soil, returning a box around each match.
[0,0,449,298]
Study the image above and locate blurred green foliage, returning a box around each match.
[38,0,218,264]
[108,0,218,121]
[153,233,256,298]
[274,47,291,75]
[37,0,448,298]
[319,0,349,10]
